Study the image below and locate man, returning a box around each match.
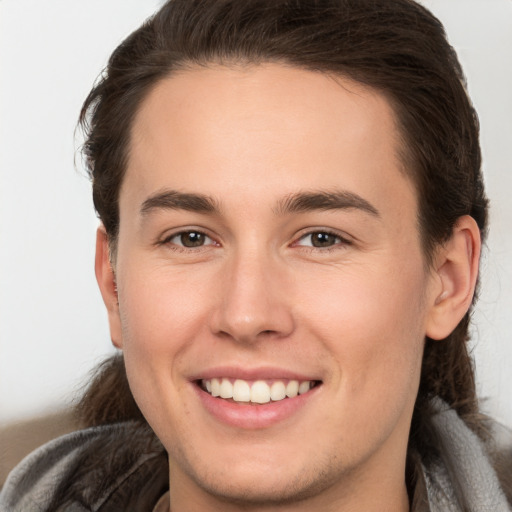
[1,1,511,511]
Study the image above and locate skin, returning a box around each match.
[96,64,480,511]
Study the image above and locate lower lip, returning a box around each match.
[193,383,321,429]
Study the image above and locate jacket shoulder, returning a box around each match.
[0,421,168,512]
[491,421,512,507]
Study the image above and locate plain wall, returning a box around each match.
[1,0,511,426]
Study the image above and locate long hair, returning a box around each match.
[77,0,489,459]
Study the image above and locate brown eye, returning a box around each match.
[295,231,348,249]
[180,231,206,247]
[165,230,214,248]
[310,232,338,247]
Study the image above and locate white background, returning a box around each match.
[1,0,511,426]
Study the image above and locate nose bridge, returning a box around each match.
[212,243,294,343]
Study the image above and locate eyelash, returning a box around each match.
[158,228,351,253]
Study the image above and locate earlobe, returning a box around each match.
[95,226,123,349]
[425,215,481,340]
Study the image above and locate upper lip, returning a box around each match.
[190,366,321,382]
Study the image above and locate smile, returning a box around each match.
[194,373,323,428]
[200,378,320,404]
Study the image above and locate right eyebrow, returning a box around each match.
[274,189,380,217]
[140,189,220,216]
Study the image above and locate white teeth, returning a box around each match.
[233,379,251,402]
[298,381,311,395]
[251,380,271,404]
[270,381,286,401]
[286,380,299,398]
[202,378,316,403]
[219,378,233,399]
[211,378,221,397]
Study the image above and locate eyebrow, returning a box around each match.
[140,188,379,218]
[274,190,380,217]
[141,190,220,216]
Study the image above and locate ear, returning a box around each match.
[425,215,481,340]
[95,226,123,348]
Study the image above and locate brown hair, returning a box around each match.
[77,0,489,458]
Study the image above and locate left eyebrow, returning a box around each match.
[274,190,380,217]
[140,189,220,216]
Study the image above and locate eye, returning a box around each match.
[165,230,215,248]
[295,231,348,249]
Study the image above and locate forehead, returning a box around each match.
[123,63,417,224]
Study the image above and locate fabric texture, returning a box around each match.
[0,400,510,511]
[422,399,511,511]
[0,422,168,511]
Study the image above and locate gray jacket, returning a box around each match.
[1,400,511,511]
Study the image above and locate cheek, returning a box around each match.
[115,263,214,414]
[299,262,427,393]
[118,262,212,351]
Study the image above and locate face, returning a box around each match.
[101,64,442,509]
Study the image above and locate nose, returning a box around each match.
[210,250,295,344]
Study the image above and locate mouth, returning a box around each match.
[193,372,323,428]
[198,378,322,404]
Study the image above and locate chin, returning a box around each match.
[172,445,345,508]
[191,467,338,507]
